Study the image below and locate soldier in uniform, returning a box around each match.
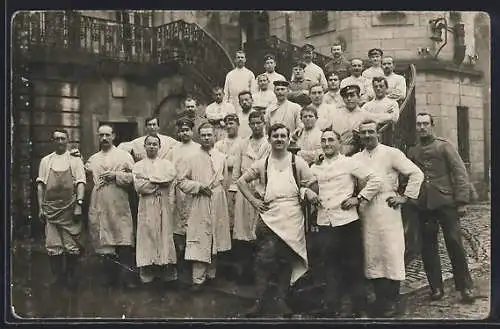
[261,53,286,87]
[288,61,314,104]
[324,41,350,81]
[407,112,475,304]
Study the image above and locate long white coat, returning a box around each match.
[178,147,232,263]
[352,144,423,280]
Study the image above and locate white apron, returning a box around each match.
[260,157,308,285]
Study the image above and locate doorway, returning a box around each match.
[99,121,139,146]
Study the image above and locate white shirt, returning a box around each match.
[361,96,400,123]
[329,106,374,135]
[385,72,407,101]
[291,62,328,90]
[323,91,344,109]
[314,102,339,131]
[362,66,384,81]
[311,154,381,227]
[253,89,277,109]
[236,107,253,140]
[205,101,236,121]
[263,71,286,88]
[223,67,256,104]
[340,75,373,101]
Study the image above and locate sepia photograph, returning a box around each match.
[10,10,491,320]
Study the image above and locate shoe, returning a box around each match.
[65,254,80,291]
[191,283,204,292]
[460,288,475,304]
[430,288,445,301]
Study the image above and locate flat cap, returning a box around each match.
[223,113,240,124]
[273,80,290,87]
[368,48,384,56]
[340,84,361,97]
[176,117,195,128]
[264,53,275,61]
[302,43,315,52]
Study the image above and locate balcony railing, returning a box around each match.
[13,11,234,86]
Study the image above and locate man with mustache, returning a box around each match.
[361,76,400,124]
[324,42,350,81]
[36,129,86,290]
[265,80,302,133]
[340,58,373,106]
[224,50,257,109]
[205,86,237,142]
[407,112,475,304]
[133,134,178,286]
[177,122,232,290]
[353,119,424,317]
[86,124,137,288]
[382,56,407,103]
[237,123,319,317]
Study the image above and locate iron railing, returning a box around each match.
[14,11,234,86]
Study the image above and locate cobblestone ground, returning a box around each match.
[401,202,491,294]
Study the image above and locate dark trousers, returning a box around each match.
[418,205,473,291]
[254,220,299,313]
[232,239,256,280]
[371,278,400,308]
[317,220,366,313]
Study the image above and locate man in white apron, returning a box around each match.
[353,119,424,317]
[36,129,86,290]
[86,125,137,288]
[236,123,319,317]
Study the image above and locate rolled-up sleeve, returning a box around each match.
[71,157,87,185]
[36,156,49,185]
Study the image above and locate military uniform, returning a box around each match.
[324,58,350,81]
[407,136,473,296]
[288,78,314,104]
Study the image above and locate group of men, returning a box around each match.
[35,41,476,319]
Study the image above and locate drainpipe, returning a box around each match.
[285,13,291,42]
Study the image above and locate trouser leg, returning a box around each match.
[48,254,66,285]
[139,265,156,283]
[438,206,474,291]
[207,256,217,280]
[419,210,443,291]
[342,221,367,314]
[318,226,341,313]
[116,246,138,288]
[239,240,256,284]
[192,261,208,285]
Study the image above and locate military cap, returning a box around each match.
[302,43,315,52]
[223,113,240,124]
[264,53,276,61]
[368,48,383,56]
[176,117,195,128]
[273,80,290,87]
[291,61,307,69]
[252,105,268,111]
[340,84,361,97]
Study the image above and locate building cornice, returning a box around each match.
[395,58,484,80]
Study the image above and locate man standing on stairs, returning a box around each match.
[323,72,345,109]
[361,76,400,124]
[237,123,319,317]
[36,129,86,290]
[231,111,271,285]
[340,58,373,107]
[362,48,385,81]
[122,116,179,162]
[381,56,407,103]
[265,80,302,133]
[324,41,351,81]
[261,53,286,87]
[288,61,314,104]
[291,44,328,90]
[224,50,257,109]
[166,117,201,279]
[86,124,137,289]
[407,112,475,304]
[205,86,237,142]
[308,84,337,132]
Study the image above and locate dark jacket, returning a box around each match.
[324,58,350,81]
[407,136,470,210]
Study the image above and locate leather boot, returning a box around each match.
[117,247,138,289]
[65,254,80,291]
[49,255,66,286]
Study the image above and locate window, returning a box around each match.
[309,11,329,32]
[457,106,471,171]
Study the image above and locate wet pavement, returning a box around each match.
[10,202,490,319]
